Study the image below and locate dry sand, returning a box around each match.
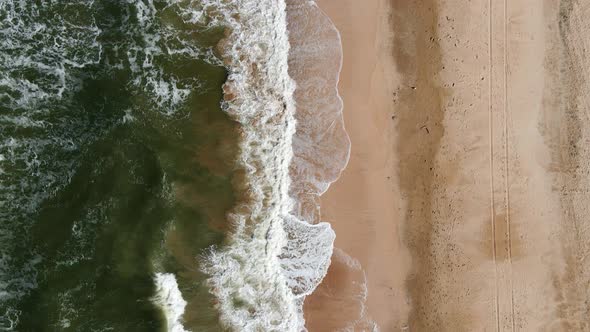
[304,0,590,331]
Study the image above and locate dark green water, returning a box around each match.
[0,1,235,330]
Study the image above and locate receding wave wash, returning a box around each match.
[0,0,348,331]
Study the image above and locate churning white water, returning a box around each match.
[153,273,190,332]
[163,0,352,330]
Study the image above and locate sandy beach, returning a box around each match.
[305,0,590,331]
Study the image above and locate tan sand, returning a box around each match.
[305,0,590,331]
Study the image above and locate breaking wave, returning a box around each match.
[153,273,189,332]
[199,0,349,331]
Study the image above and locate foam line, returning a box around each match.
[199,0,351,330]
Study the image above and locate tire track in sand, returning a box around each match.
[488,0,500,330]
[491,0,518,330]
[502,0,516,330]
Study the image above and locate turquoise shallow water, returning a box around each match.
[0,1,234,330]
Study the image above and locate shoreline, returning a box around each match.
[304,0,410,330]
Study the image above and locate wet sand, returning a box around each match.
[304,0,409,330]
[305,0,590,331]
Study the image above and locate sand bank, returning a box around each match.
[305,0,590,330]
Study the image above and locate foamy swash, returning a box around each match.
[200,0,349,331]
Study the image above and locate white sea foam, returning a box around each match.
[197,0,351,331]
[200,0,326,329]
[285,0,350,224]
[122,109,135,124]
[153,273,190,332]
[0,0,102,107]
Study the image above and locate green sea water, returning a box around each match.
[0,1,235,330]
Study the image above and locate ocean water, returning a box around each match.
[0,0,348,331]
